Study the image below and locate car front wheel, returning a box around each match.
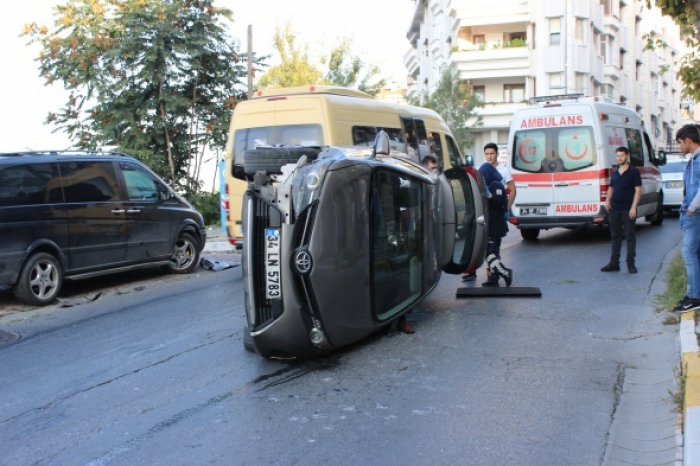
[167,232,200,274]
[14,252,63,306]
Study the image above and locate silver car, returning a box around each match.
[660,156,687,212]
[238,132,487,359]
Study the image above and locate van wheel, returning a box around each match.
[13,252,63,306]
[646,194,664,226]
[243,147,322,176]
[167,232,200,274]
[520,228,540,241]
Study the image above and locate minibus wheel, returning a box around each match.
[14,252,63,306]
[520,228,540,241]
[167,232,200,274]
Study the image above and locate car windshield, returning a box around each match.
[512,126,597,173]
[660,160,687,174]
[370,168,424,321]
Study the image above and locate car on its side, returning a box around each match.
[240,132,487,359]
[0,151,206,305]
[659,154,687,212]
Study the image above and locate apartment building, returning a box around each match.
[404,0,687,161]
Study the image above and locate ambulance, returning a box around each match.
[507,94,667,241]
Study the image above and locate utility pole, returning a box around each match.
[247,24,253,98]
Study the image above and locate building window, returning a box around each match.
[575,19,585,45]
[473,34,485,46]
[505,31,527,43]
[549,73,564,93]
[575,73,587,95]
[549,18,561,45]
[504,84,525,103]
[619,49,625,71]
[472,85,485,101]
[600,0,612,15]
[600,34,613,65]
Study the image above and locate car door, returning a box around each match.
[117,161,172,262]
[440,167,486,274]
[58,160,128,270]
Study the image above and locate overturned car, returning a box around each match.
[239,132,487,359]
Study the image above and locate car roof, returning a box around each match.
[0,150,137,164]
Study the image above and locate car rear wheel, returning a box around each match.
[520,228,540,241]
[167,232,200,274]
[646,193,664,225]
[13,252,63,306]
[243,147,321,176]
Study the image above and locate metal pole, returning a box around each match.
[247,24,253,97]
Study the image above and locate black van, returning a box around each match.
[0,151,206,305]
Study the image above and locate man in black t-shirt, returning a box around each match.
[601,146,642,273]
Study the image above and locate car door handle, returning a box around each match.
[554,182,569,187]
[111,209,125,214]
[127,209,141,214]
[477,215,485,225]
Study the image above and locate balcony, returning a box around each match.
[618,25,629,51]
[452,0,530,28]
[618,72,629,99]
[451,46,530,79]
[404,47,420,77]
[477,101,529,129]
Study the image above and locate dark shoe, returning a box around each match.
[501,267,513,287]
[462,272,477,282]
[397,316,415,334]
[673,297,700,313]
[627,263,637,274]
[600,262,620,272]
[482,278,499,287]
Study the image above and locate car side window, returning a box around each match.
[120,162,160,200]
[57,161,121,203]
[0,163,62,206]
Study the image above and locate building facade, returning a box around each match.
[404,0,686,162]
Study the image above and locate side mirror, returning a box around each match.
[464,155,474,167]
[656,149,667,167]
[371,130,391,159]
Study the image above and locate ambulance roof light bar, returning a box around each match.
[529,94,584,104]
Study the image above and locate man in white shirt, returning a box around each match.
[463,142,517,281]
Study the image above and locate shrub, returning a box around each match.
[187,191,221,226]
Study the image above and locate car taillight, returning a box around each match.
[599,168,612,202]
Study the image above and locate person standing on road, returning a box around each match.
[674,124,700,313]
[463,142,517,282]
[479,163,513,287]
[601,146,642,274]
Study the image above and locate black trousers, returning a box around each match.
[608,209,637,264]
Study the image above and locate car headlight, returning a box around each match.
[292,159,334,216]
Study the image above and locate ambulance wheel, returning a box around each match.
[646,194,664,226]
[243,147,322,176]
[520,228,540,241]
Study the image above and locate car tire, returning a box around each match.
[243,147,322,176]
[167,232,200,274]
[243,326,256,353]
[520,228,540,241]
[13,252,63,306]
[646,193,664,226]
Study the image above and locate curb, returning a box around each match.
[202,240,239,253]
[680,310,700,465]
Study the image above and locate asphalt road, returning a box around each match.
[0,217,683,466]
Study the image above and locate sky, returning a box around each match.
[0,0,415,153]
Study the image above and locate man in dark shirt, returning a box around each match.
[601,146,642,273]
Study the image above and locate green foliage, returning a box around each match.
[655,252,687,310]
[409,66,484,154]
[503,38,527,48]
[187,190,220,225]
[322,39,387,96]
[646,0,697,28]
[257,24,324,88]
[23,0,264,193]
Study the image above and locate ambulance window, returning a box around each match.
[512,130,546,173]
[445,135,464,168]
[626,129,644,167]
[558,128,596,170]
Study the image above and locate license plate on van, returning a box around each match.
[265,228,281,299]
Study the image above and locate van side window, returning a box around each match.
[0,163,61,206]
[120,162,160,200]
[58,162,121,203]
[427,132,444,171]
[626,129,645,167]
[400,117,430,161]
[445,135,464,168]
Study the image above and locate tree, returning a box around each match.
[23,0,262,193]
[409,66,484,154]
[257,24,324,88]
[644,0,700,101]
[323,39,386,96]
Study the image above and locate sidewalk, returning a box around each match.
[202,229,240,254]
[680,310,700,465]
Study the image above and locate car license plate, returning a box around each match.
[265,228,281,299]
[665,181,682,189]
